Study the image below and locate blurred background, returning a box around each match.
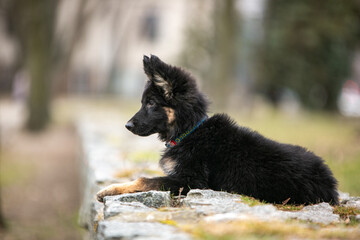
[0,0,359,239]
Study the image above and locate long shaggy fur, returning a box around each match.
[124,55,339,205]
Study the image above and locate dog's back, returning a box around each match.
[197,114,338,204]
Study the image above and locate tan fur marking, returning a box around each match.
[96,178,155,202]
[154,74,172,99]
[160,157,177,175]
[163,107,175,124]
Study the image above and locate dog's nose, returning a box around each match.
[125,121,134,130]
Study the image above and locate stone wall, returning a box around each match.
[77,117,360,240]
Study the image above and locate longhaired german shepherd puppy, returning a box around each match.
[97,55,339,205]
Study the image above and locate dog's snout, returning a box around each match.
[125,121,134,131]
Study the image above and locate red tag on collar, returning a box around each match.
[170,140,177,147]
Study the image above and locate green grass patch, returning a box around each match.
[333,206,360,220]
[333,156,360,195]
[239,196,266,206]
[239,195,304,211]
[127,150,161,163]
[114,169,139,178]
[183,220,360,240]
[0,154,35,186]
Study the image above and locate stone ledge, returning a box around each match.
[97,221,190,240]
[77,117,360,240]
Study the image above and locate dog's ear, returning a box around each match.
[143,55,153,77]
[143,55,173,99]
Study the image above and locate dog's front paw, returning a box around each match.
[96,178,148,202]
[96,183,123,202]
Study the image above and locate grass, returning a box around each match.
[239,195,305,211]
[333,206,360,220]
[275,204,304,212]
[127,150,161,163]
[183,220,360,240]
[238,196,265,207]
[159,219,178,227]
[115,169,139,178]
[0,153,36,187]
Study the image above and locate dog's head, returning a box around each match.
[125,55,208,141]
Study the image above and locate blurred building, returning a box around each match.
[59,0,207,97]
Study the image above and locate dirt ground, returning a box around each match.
[0,100,83,240]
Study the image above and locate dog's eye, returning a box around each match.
[147,100,156,108]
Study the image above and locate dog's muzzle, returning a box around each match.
[125,121,134,131]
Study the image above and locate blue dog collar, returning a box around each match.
[166,117,208,148]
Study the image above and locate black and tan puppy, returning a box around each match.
[97,55,339,205]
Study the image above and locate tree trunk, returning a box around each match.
[211,0,237,108]
[24,0,55,131]
[4,0,56,130]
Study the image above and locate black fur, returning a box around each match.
[126,55,339,205]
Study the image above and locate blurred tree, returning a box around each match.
[257,0,360,110]
[179,1,215,80]
[180,0,239,108]
[3,0,57,130]
[53,0,101,93]
[0,206,4,229]
[211,0,238,107]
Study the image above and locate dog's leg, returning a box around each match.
[96,177,186,202]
